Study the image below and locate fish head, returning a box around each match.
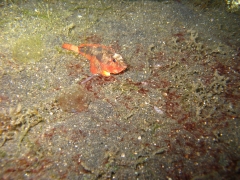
[101,53,127,76]
[79,45,127,76]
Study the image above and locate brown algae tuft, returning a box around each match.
[57,86,92,113]
[12,35,44,64]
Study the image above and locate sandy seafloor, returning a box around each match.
[0,0,239,179]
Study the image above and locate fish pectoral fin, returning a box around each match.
[89,59,101,75]
[102,70,111,76]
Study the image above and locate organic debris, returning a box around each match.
[0,104,43,147]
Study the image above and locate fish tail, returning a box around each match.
[62,43,79,53]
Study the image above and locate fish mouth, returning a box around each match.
[113,66,127,74]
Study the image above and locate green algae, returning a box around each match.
[12,35,44,64]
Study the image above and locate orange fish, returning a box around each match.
[62,43,127,76]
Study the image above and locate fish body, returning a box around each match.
[62,43,127,76]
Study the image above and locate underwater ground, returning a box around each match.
[0,0,239,179]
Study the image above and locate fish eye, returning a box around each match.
[112,59,116,62]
